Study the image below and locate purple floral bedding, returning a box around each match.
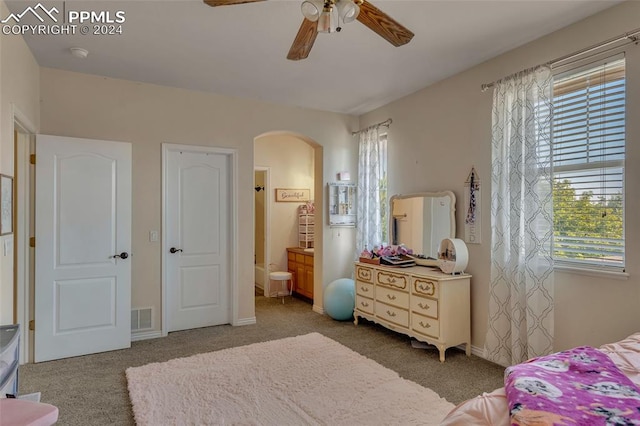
[504,346,640,425]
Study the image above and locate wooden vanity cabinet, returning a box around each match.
[287,248,314,300]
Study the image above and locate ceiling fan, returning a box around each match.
[203,0,414,61]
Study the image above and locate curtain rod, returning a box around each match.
[481,27,640,92]
[351,118,392,136]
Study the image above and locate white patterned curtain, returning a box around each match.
[484,66,555,367]
[356,126,383,255]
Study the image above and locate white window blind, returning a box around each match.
[552,57,625,269]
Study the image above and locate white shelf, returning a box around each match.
[299,213,314,249]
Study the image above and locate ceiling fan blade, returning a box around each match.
[203,0,265,7]
[287,19,318,61]
[356,1,414,47]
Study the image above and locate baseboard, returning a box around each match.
[454,343,487,360]
[234,317,257,326]
[312,304,324,315]
[470,344,485,358]
[131,330,163,342]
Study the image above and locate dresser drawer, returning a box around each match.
[376,302,409,327]
[355,295,374,314]
[376,286,409,308]
[412,277,439,298]
[376,270,408,290]
[356,265,374,283]
[412,313,440,338]
[411,296,438,319]
[356,281,374,297]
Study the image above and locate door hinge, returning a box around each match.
[29,320,35,331]
[30,154,36,164]
[29,237,35,247]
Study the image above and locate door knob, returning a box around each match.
[169,247,183,254]
[112,252,129,259]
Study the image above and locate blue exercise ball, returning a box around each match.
[324,278,355,321]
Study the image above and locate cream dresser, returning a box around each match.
[354,262,471,362]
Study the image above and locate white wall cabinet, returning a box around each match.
[328,183,356,227]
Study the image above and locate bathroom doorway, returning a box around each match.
[254,132,322,301]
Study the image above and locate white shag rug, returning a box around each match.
[126,332,454,425]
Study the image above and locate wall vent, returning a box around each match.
[131,307,153,331]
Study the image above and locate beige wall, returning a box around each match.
[0,0,40,325]
[39,68,359,329]
[255,134,315,271]
[360,1,640,352]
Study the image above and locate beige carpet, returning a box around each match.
[126,332,455,425]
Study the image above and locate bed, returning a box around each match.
[440,332,640,425]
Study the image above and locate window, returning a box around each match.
[552,57,625,270]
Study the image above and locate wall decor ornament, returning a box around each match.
[464,167,481,244]
[275,188,310,202]
[0,174,14,236]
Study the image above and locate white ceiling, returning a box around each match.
[7,0,623,115]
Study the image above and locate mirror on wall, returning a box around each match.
[390,191,456,259]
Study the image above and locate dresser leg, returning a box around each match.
[438,345,446,362]
[354,315,359,326]
[465,343,471,357]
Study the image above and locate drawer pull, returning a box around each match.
[419,321,431,329]
[386,294,397,300]
[358,270,372,280]
[360,286,369,292]
[360,301,369,307]
[418,283,432,291]
[386,310,396,317]
[417,302,430,310]
[386,277,396,284]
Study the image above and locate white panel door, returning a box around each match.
[35,135,132,362]
[165,146,230,332]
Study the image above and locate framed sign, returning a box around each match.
[1,174,14,236]
[275,188,310,202]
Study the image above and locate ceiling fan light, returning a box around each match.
[337,0,359,24]
[301,0,322,22]
[317,5,337,33]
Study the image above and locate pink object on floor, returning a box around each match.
[0,398,58,426]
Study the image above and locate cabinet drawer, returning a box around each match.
[376,286,409,308]
[376,270,408,290]
[411,296,438,319]
[295,253,306,263]
[355,295,374,314]
[288,251,296,261]
[355,266,373,283]
[411,313,440,338]
[304,255,313,266]
[356,281,374,297]
[412,277,439,298]
[376,302,409,327]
